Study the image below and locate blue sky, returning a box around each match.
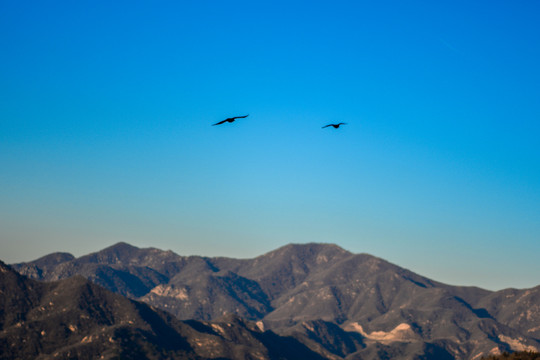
[1,0,539,290]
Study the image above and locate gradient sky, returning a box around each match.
[1,0,539,290]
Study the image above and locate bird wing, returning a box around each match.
[338,122,347,125]
[212,119,228,126]
[322,124,332,128]
[232,114,249,119]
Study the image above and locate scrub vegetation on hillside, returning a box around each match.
[482,351,540,360]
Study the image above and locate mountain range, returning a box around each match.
[8,242,540,359]
[0,259,337,359]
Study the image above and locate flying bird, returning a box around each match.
[322,122,347,129]
[212,114,249,126]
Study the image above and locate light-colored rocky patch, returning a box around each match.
[150,284,188,300]
[344,322,419,343]
[81,335,93,343]
[528,325,540,333]
[211,324,226,335]
[472,351,488,360]
[498,335,538,352]
[316,255,329,263]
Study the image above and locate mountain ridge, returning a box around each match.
[11,242,540,360]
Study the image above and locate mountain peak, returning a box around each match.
[104,241,139,252]
[263,242,351,260]
[31,252,75,267]
[78,242,141,265]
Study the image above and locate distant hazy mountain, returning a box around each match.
[12,242,540,360]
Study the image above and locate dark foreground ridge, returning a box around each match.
[10,242,540,360]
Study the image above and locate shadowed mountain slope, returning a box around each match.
[474,286,540,339]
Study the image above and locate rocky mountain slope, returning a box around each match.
[12,242,540,360]
[0,260,331,360]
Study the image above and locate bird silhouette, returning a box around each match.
[322,122,347,129]
[212,114,249,126]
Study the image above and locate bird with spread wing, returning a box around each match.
[322,122,347,129]
[212,114,249,126]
